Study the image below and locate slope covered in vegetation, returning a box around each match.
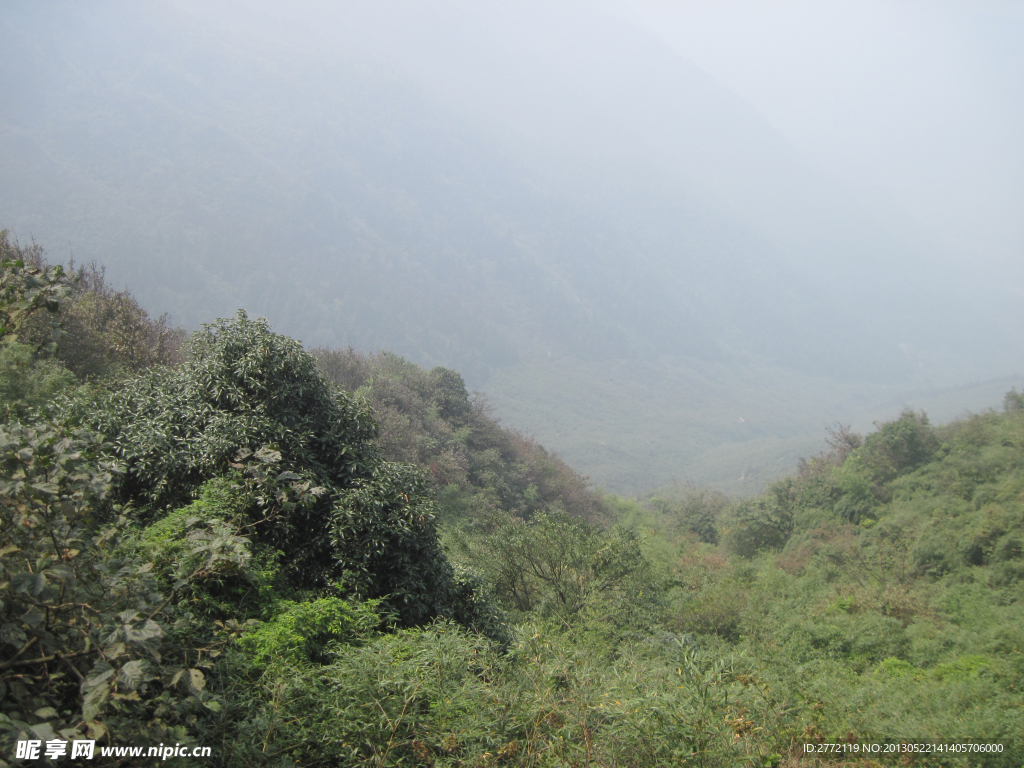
[311,347,605,527]
[651,405,1024,758]
[2,239,1022,766]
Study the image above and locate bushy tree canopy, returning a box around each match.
[59,311,499,630]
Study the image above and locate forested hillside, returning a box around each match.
[310,347,604,527]
[2,241,1022,766]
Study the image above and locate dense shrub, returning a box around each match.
[448,510,657,628]
[47,262,186,379]
[0,231,70,354]
[0,343,77,420]
[720,480,797,557]
[860,409,939,484]
[0,424,246,759]
[52,312,502,632]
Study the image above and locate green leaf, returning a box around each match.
[118,659,151,690]
[254,447,282,464]
[83,662,115,692]
[102,642,127,660]
[81,683,111,723]
[10,572,45,596]
[168,668,185,689]
[29,723,57,742]
[0,623,27,648]
[124,619,162,644]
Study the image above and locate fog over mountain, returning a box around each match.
[2,0,1022,492]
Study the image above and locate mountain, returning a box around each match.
[2,0,1020,492]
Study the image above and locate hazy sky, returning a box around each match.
[197,0,1023,278]
[612,0,1024,276]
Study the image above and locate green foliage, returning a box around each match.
[312,347,606,527]
[212,620,785,768]
[427,365,473,424]
[719,402,1024,763]
[720,479,798,557]
[8,249,187,382]
[669,549,749,640]
[1004,388,1024,412]
[874,656,924,680]
[860,408,939,484]
[0,231,71,353]
[48,261,186,380]
[0,342,77,421]
[931,654,992,682]
[84,310,376,508]
[646,489,726,545]
[451,510,657,629]
[0,237,186,426]
[56,311,497,632]
[832,455,879,523]
[821,411,936,527]
[0,423,249,758]
[0,310,518,760]
[238,597,381,666]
